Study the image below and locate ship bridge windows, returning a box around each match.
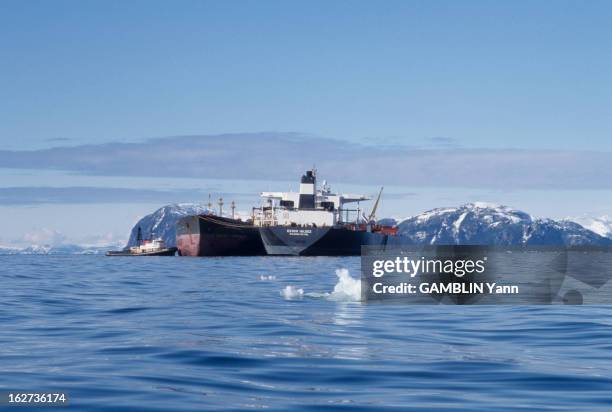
[320,201,335,211]
[280,200,295,208]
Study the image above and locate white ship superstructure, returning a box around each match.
[253,170,370,227]
[107,228,177,256]
[129,238,168,254]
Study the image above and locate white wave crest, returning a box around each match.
[327,268,361,302]
[280,285,304,300]
[259,275,276,281]
[279,268,361,302]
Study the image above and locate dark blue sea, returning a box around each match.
[1,255,611,411]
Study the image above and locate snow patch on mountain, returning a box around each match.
[571,215,612,239]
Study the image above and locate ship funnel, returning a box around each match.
[298,170,316,209]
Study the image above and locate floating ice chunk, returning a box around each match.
[280,285,304,300]
[328,268,361,302]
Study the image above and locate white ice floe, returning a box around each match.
[280,285,304,300]
[280,268,362,302]
[327,268,361,302]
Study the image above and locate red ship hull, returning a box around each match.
[176,215,266,256]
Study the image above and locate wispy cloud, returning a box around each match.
[0,187,211,205]
[1,132,611,190]
[22,228,66,246]
[7,227,125,248]
[423,136,460,148]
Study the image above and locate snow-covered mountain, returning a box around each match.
[5,202,606,255]
[397,203,611,246]
[123,202,609,249]
[571,215,612,239]
[126,203,211,248]
[377,218,399,226]
[8,202,604,254]
[123,202,610,249]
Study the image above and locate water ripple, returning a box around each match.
[0,255,611,410]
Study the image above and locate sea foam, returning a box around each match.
[280,285,304,300]
[327,268,361,302]
[281,268,362,302]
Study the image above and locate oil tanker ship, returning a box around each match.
[255,170,399,255]
[176,170,402,256]
[176,214,266,256]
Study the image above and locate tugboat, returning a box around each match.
[106,227,177,256]
[255,170,400,256]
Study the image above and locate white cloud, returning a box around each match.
[1,132,612,189]
[22,228,66,247]
[0,186,212,205]
[6,228,125,248]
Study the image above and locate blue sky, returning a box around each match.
[2,0,612,150]
[0,1,611,246]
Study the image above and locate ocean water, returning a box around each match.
[1,255,611,411]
